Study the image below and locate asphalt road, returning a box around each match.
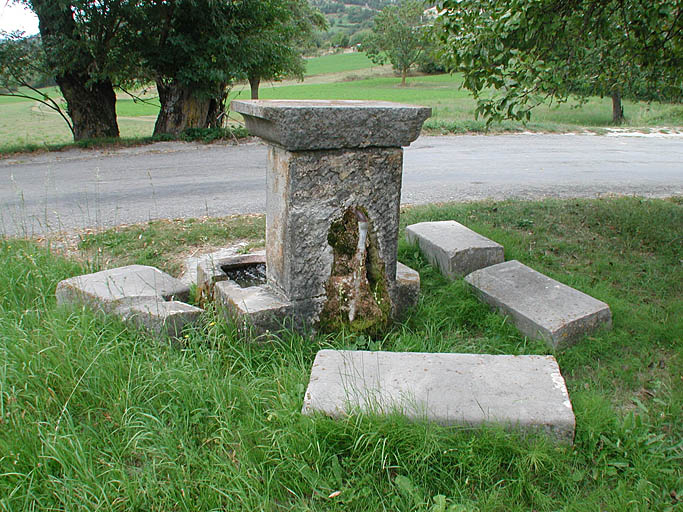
[1,134,682,236]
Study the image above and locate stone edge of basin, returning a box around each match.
[231,99,432,151]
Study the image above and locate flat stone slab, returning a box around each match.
[302,350,575,443]
[56,265,200,337]
[465,260,612,348]
[406,221,504,278]
[56,265,190,310]
[231,100,431,151]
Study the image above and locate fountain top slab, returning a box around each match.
[231,99,431,151]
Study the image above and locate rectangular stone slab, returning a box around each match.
[465,260,612,348]
[406,221,504,277]
[231,99,431,150]
[302,350,575,443]
[56,265,190,312]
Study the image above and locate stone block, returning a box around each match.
[56,265,190,312]
[116,298,203,337]
[406,221,504,278]
[266,145,404,304]
[231,100,431,151]
[394,262,420,318]
[215,280,294,332]
[465,260,612,348]
[302,350,575,443]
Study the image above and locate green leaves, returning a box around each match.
[362,0,436,84]
[437,0,682,125]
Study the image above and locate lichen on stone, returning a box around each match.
[320,207,391,335]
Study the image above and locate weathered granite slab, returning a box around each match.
[465,260,612,348]
[231,100,431,151]
[406,221,504,278]
[116,298,203,337]
[302,350,575,443]
[56,265,190,311]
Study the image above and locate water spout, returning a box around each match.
[348,208,369,323]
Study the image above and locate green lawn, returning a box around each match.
[1,197,681,510]
[304,52,377,76]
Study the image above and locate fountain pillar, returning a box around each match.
[226,100,430,334]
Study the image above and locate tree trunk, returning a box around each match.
[401,69,407,86]
[32,0,119,141]
[249,76,260,100]
[154,80,216,136]
[611,90,624,125]
[57,74,119,140]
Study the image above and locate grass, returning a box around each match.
[1,197,681,510]
[1,52,681,153]
[304,52,378,76]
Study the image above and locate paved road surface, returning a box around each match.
[1,134,681,236]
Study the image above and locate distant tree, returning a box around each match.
[240,0,326,100]
[438,0,682,125]
[362,0,434,85]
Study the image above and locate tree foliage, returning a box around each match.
[438,0,682,125]
[2,0,326,139]
[363,0,436,85]
[9,0,139,140]
[239,0,327,99]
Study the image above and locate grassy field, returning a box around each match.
[304,52,377,76]
[1,52,682,153]
[1,197,681,510]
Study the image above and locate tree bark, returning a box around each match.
[611,90,624,125]
[154,80,217,136]
[32,0,119,141]
[249,76,260,100]
[57,74,119,140]
[401,68,407,86]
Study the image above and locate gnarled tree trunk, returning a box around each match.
[57,74,119,140]
[32,0,119,141]
[154,80,225,135]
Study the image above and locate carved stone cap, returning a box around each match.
[231,99,431,151]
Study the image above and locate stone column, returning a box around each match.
[229,100,430,334]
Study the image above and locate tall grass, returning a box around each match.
[1,197,681,510]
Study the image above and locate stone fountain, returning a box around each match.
[199,100,430,334]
